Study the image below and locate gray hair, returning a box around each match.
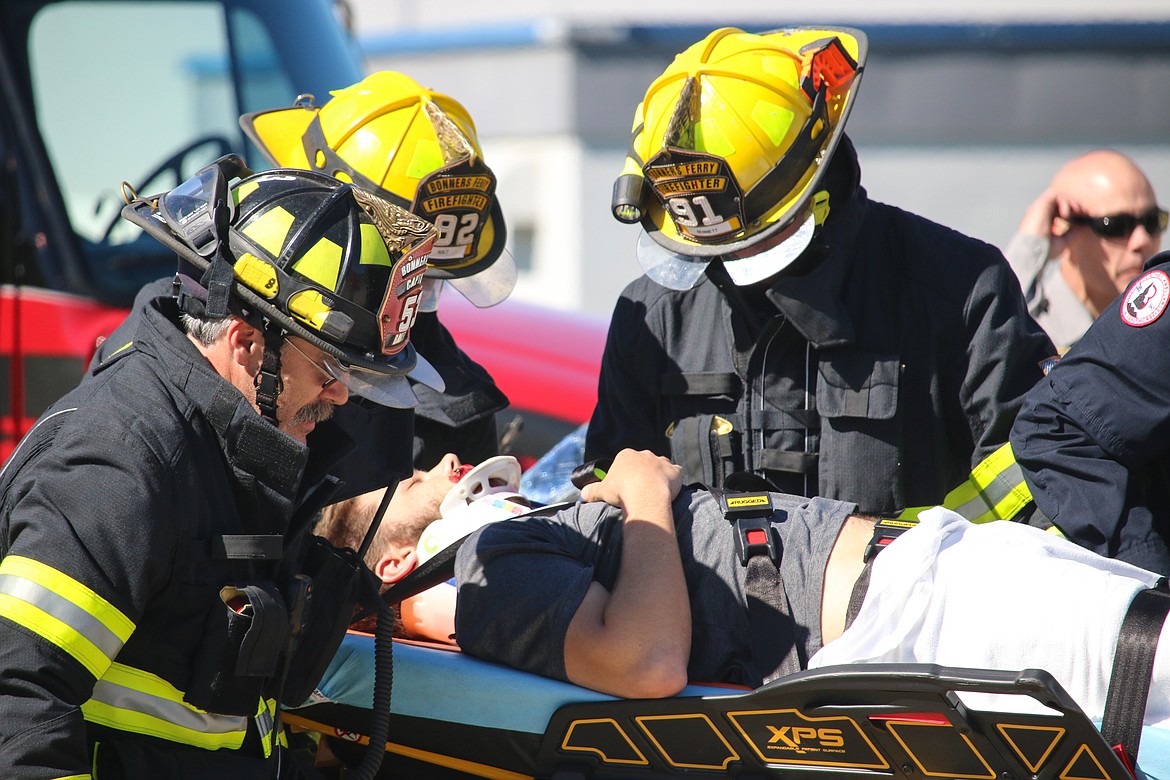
[180,312,233,346]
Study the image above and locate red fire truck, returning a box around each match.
[0,0,605,464]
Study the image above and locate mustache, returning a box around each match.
[289,400,335,426]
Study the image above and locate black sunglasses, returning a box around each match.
[1068,207,1169,239]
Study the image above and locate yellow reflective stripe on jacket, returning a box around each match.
[81,662,249,751]
[900,442,1033,524]
[256,698,278,758]
[0,556,134,678]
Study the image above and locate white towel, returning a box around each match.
[809,507,1169,723]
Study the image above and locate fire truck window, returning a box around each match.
[26,1,291,303]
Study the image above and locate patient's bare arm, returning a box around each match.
[563,449,690,698]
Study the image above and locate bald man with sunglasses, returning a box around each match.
[1006,149,1165,352]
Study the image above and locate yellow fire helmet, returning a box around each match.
[612,27,867,289]
[239,71,515,309]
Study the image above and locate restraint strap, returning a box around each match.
[745,553,804,683]
[713,490,804,684]
[846,516,917,630]
[844,560,873,631]
[1100,581,1170,772]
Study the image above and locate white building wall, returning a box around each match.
[348,1,1170,29]
[353,9,1170,318]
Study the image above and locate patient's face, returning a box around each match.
[388,452,464,527]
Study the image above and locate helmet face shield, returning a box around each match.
[614,27,867,263]
[636,209,816,290]
[720,211,816,286]
[443,249,517,308]
[635,230,710,291]
[288,339,435,408]
[335,356,440,408]
[158,154,250,257]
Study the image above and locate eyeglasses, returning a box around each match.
[285,338,344,390]
[286,336,421,408]
[1068,207,1169,240]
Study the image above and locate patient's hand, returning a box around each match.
[580,449,682,516]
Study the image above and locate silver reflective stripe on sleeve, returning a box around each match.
[0,573,125,661]
[82,662,250,750]
[0,556,134,679]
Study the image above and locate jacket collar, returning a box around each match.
[763,186,869,349]
[138,298,323,504]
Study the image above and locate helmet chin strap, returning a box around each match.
[254,319,286,426]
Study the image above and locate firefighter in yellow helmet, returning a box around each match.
[585,27,1056,514]
[241,70,514,311]
[239,72,512,473]
[0,157,431,777]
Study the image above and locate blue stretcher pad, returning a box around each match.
[302,632,732,735]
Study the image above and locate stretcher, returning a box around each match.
[284,630,1170,780]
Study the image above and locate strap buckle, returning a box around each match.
[719,492,779,566]
[864,516,917,563]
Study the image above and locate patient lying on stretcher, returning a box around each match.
[316,453,533,644]
[316,449,1170,730]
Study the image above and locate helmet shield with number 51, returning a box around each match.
[611,27,866,289]
[241,71,515,310]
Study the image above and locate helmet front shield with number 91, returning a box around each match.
[612,26,867,289]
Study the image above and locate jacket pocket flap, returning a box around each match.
[816,352,899,420]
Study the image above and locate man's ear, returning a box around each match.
[226,318,262,374]
[373,545,419,585]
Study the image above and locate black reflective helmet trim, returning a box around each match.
[121,161,422,378]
